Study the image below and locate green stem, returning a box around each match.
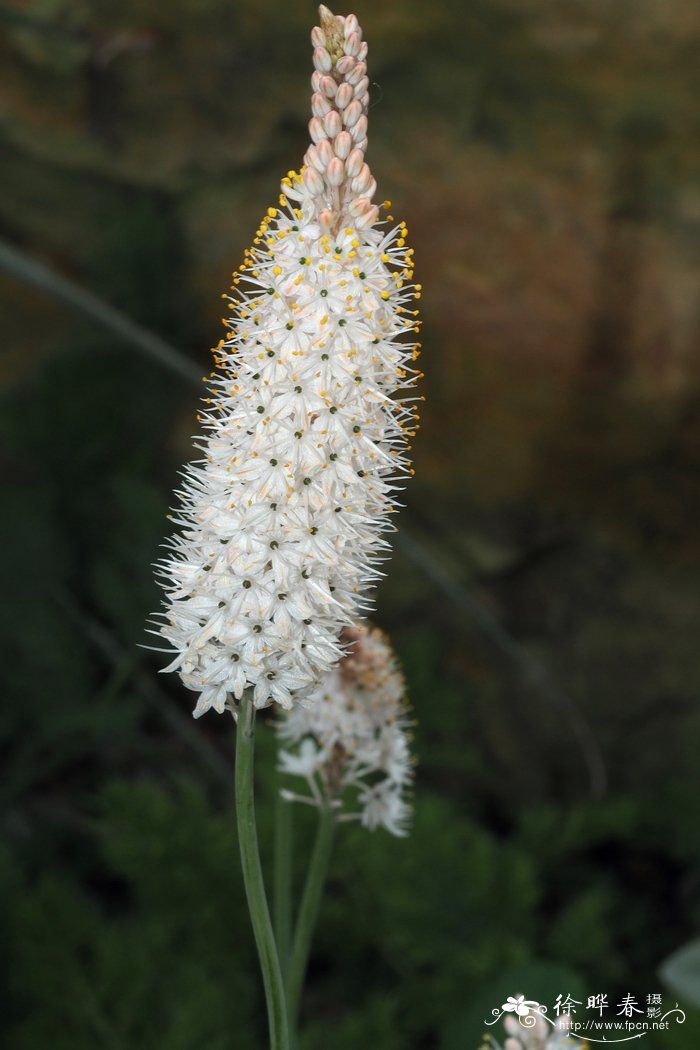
[235,691,290,1050]
[274,783,293,979]
[0,237,200,383]
[286,802,336,1029]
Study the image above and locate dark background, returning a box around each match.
[2,0,700,1047]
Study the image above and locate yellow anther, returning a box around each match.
[380,290,389,300]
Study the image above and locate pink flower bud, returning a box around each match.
[306,145,326,174]
[313,46,332,73]
[333,131,352,159]
[335,83,353,110]
[311,91,332,117]
[308,117,326,144]
[302,167,325,195]
[343,99,363,128]
[311,26,326,48]
[345,148,364,177]
[318,208,333,228]
[358,41,368,60]
[351,114,367,141]
[352,163,371,193]
[349,196,371,218]
[311,70,323,92]
[323,110,342,137]
[316,138,334,166]
[353,76,369,99]
[336,55,355,75]
[319,75,337,98]
[344,14,359,35]
[345,31,361,56]
[346,61,366,86]
[355,203,378,229]
[327,157,345,187]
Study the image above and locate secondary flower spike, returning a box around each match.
[153,7,422,717]
[278,624,413,836]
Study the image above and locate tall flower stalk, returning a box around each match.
[151,7,420,1049]
[278,623,413,1029]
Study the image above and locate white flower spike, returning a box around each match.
[278,624,413,836]
[153,7,422,717]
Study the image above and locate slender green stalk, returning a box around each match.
[0,237,201,383]
[286,802,336,1029]
[235,690,290,1050]
[274,784,293,979]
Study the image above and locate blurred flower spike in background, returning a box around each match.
[482,1002,584,1050]
[151,4,422,719]
[278,622,413,836]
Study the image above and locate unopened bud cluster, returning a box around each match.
[153,7,421,718]
[298,6,377,234]
[278,624,413,836]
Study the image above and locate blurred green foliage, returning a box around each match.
[3,0,700,1046]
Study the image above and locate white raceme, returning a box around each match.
[153,6,421,717]
[278,624,413,836]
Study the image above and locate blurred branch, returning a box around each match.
[0,238,201,383]
[3,234,604,797]
[396,529,607,799]
[56,593,232,786]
